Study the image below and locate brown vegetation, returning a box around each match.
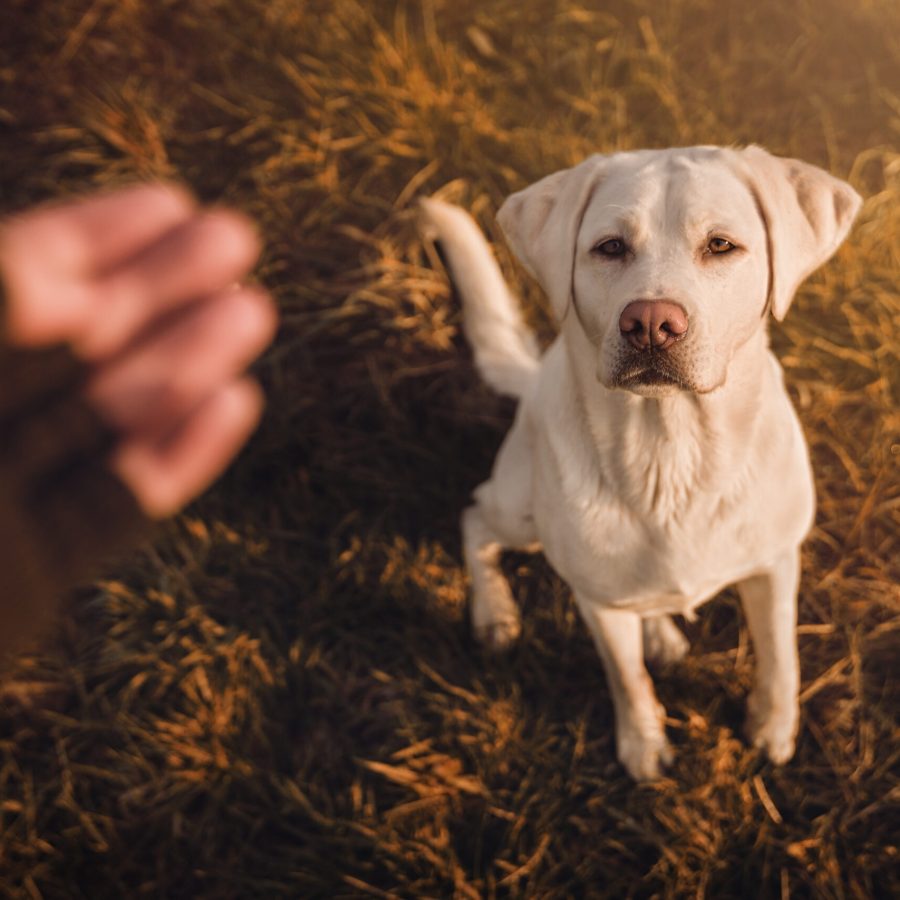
[0,0,897,896]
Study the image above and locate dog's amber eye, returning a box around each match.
[593,238,628,257]
[707,237,735,254]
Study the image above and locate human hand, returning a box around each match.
[0,183,277,518]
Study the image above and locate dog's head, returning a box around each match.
[497,146,861,396]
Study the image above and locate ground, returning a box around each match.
[0,1,897,897]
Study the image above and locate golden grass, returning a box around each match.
[0,0,897,896]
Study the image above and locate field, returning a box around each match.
[0,0,898,897]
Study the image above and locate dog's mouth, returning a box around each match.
[610,351,693,393]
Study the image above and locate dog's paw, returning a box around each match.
[642,616,689,667]
[473,616,521,651]
[470,575,521,651]
[616,714,673,781]
[745,693,798,764]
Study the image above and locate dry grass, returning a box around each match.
[0,0,898,897]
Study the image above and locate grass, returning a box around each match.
[0,0,898,896]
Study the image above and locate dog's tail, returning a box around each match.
[419,197,540,400]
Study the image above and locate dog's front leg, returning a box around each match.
[575,597,672,780]
[736,548,801,764]
[462,504,521,649]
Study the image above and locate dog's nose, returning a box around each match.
[618,300,688,351]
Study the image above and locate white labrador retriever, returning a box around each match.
[419,145,860,780]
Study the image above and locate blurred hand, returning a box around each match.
[0,183,277,517]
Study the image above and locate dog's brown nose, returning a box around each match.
[619,300,688,351]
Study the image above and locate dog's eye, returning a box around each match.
[592,238,628,257]
[707,237,735,255]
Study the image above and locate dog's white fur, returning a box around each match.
[420,146,861,780]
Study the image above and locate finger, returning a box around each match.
[76,210,261,360]
[111,377,264,519]
[0,184,196,344]
[85,286,277,434]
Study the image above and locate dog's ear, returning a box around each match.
[497,155,608,322]
[738,145,862,321]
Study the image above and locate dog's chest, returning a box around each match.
[534,471,755,613]
[530,411,782,613]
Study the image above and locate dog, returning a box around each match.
[419,145,861,780]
